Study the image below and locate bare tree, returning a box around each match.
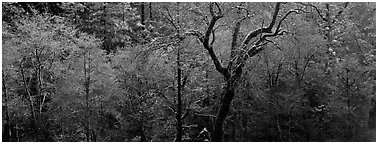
[186,2,303,141]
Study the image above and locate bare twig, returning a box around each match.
[214,23,228,30]
[162,6,179,31]
[265,39,282,50]
[214,2,222,14]
[236,5,250,16]
[181,108,190,120]
[161,12,178,31]
[295,2,327,22]
[195,113,217,118]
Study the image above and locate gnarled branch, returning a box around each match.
[272,9,299,35]
[241,2,282,46]
[193,3,228,78]
[266,2,281,30]
[238,7,301,68]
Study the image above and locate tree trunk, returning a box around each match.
[239,112,244,141]
[3,75,12,142]
[149,3,152,20]
[231,120,236,141]
[194,2,292,141]
[35,48,45,141]
[211,78,237,142]
[15,122,19,142]
[140,124,147,142]
[210,64,243,141]
[36,47,44,116]
[175,45,183,142]
[84,54,91,142]
[20,62,37,130]
[140,2,145,25]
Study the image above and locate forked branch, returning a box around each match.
[241,2,282,46]
[241,7,302,64]
[186,3,228,78]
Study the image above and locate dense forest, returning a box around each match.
[2,2,376,142]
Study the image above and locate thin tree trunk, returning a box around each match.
[34,48,43,140]
[324,3,332,75]
[275,114,282,141]
[174,2,183,141]
[20,63,37,125]
[38,63,46,116]
[239,112,244,141]
[35,47,44,116]
[149,2,152,20]
[16,122,19,142]
[345,69,353,140]
[231,120,236,141]
[3,75,12,141]
[175,44,183,142]
[140,2,145,25]
[84,54,91,142]
[140,122,147,142]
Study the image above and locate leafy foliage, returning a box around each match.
[2,2,375,142]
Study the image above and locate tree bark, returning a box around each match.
[211,72,241,141]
